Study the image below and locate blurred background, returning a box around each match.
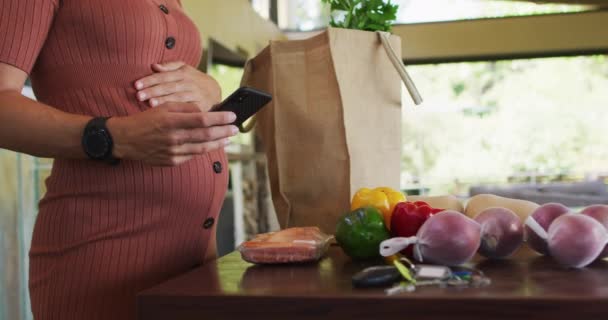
[2,1,607,319]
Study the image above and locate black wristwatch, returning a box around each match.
[82,117,120,165]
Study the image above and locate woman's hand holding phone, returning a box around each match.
[107,102,237,166]
[119,58,270,166]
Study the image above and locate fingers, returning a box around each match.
[149,91,200,108]
[137,81,198,102]
[134,70,185,91]
[152,61,187,72]
[135,61,220,112]
[169,139,231,156]
[175,125,239,144]
[168,111,236,129]
[135,61,218,111]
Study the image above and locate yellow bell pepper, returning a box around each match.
[351,187,406,230]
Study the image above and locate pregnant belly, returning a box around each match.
[33,151,228,252]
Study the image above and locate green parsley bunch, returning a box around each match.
[321,0,399,32]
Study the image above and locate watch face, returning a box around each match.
[85,130,110,158]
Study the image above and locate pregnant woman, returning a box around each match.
[0,1,236,319]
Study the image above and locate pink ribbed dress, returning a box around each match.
[0,1,228,319]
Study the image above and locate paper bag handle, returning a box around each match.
[377,31,423,105]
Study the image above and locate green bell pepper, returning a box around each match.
[335,207,390,260]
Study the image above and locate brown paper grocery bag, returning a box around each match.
[241,27,421,234]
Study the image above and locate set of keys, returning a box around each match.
[385,269,492,295]
[351,257,491,295]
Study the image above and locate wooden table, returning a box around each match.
[138,245,608,320]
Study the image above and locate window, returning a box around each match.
[394,0,592,24]
[274,0,592,31]
[402,55,608,195]
[277,0,329,31]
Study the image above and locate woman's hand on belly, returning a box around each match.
[107,102,237,166]
[134,61,221,111]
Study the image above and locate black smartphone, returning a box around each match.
[210,87,272,127]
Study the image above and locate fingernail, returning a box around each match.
[231,126,239,135]
[224,139,232,146]
[135,81,143,89]
[138,92,147,101]
[228,112,237,122]
[150,99,158,107]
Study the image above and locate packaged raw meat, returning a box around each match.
[237,227,333,264]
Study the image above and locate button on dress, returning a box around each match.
[0,1,228,319]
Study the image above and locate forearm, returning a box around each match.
[0,90,90,159]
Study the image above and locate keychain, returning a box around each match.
[414,264,452,280]
[383,257,491,295]
[352,266,402,288]
[450,266,492,288]
[357,242,492,295]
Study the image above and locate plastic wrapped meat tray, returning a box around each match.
[237,227,333,264]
